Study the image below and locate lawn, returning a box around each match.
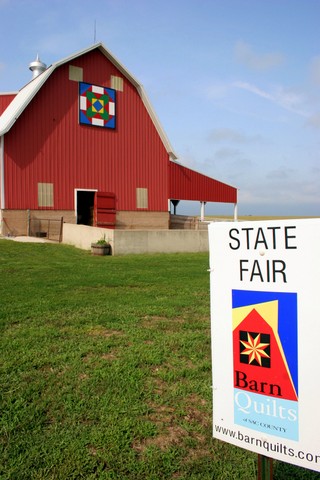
[0,240,319,479]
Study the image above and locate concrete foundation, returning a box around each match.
[62,223,209,255]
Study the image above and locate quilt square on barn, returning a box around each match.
[79,82,116,129]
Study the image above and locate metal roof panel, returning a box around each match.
[0,43,177,159]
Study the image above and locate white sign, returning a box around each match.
[208,219,320,472]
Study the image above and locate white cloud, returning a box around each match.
[200,151,254,188]
[233,81,272,100]
[233,81,308,117]
[207,127,264,144]
[238,164,320,213]
[265,167,295,180]
[213,147,242,160]
[235,40,284,71]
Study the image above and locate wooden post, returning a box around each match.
[27,209,30,236]
[59,216,63,243]
[258,455,273,480]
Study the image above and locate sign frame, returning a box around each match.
[208,219,320,473]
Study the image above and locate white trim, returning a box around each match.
[0,91,18,96]
[0,135,4,209]
[0,67,54,135]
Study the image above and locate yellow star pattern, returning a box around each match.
[240,332,270,366]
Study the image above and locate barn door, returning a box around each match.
[94,192,116,229]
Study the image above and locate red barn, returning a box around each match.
[0,43,237,236]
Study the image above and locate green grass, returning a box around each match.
[0,240,319,479]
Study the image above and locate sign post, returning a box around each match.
[208,219,320,474]
[258,455,273,479]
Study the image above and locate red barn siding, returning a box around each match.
[0,94,16,114]
[4,50,169,212]
[169,161,237,203]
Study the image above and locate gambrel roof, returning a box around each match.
[0,42,178,160]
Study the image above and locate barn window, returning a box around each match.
[136,188,148,209]
[111,75,123,92]
[38,183,54,208]
[69,65,83,82]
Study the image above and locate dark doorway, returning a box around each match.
[77,190,95,225]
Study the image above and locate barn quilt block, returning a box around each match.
[79,82,116,128]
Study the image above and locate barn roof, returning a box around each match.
[0,43,238,207]
[169,160,237,204]
[0,43,178,159]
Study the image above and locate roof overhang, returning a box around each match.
[169,160,237,204]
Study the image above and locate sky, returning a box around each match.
[0,0,319,217]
